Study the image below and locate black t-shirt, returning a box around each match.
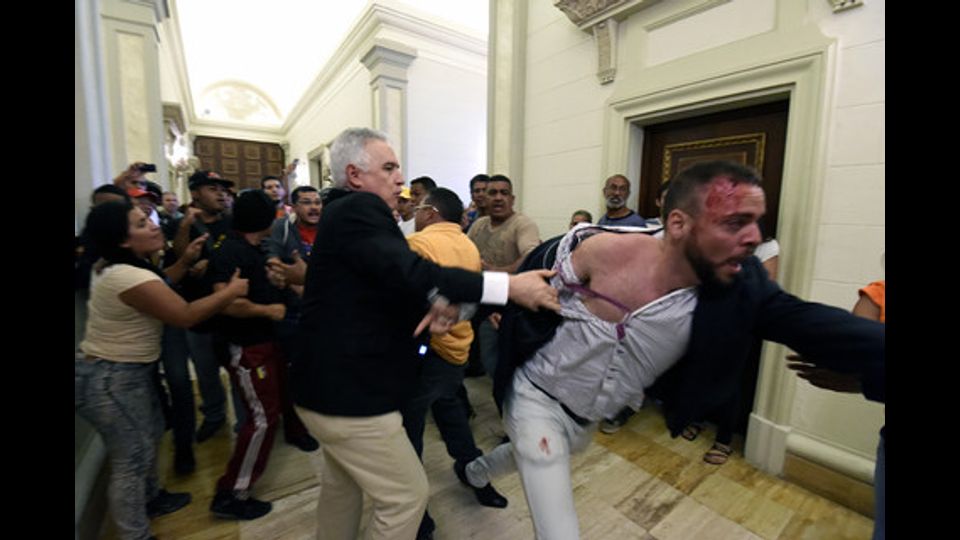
[207,230,287,346]
[176,214,233,302]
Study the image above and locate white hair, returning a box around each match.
[329,127,390,188]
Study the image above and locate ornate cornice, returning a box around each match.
[826,0,864,13]
[554,0,660,28]
[552,0,661,85]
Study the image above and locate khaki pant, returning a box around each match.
[295,407,429,540]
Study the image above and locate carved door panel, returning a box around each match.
[638,100,788,238]
[194,136,285,194]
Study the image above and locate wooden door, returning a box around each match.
[194,136,286,193]
[638,100,788,238]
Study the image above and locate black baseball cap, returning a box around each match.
[188,170,235,190]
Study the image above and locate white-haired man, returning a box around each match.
[286,127,560,540]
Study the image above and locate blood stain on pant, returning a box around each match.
[539,437,551,455]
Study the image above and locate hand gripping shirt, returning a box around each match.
[520,224,698,422]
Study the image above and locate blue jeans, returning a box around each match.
[184,330,228,426]
[75,355,164,540]
[159,326,194,448]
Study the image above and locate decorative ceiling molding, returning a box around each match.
[553,0,662,85]
[826,0,864,13]
[553,0,656,28]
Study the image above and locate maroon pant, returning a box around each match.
[216,341,285,497]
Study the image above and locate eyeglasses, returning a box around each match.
[414,204,437,213]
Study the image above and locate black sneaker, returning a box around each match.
[174,446,196,475]
[146,489,192,518]
[196,419,225,443]
[210,491,272,520]
[285,433,320,452]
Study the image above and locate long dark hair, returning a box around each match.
[83,200,166,280]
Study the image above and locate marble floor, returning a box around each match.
[100,375,875,539]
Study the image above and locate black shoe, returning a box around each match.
[453,461,508,509]
[146,489,192,518]
[285,433,319,452]
[210,491,272,520]
[195,419,225,443]
[174,446,196,475]
[416,512,435,540]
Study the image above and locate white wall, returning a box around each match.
[285,65,373,185]
[504,0,885,475]
[523,0,614,237]
[406,56,487,204]
[790,0,885,465]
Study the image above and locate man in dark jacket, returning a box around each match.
[289,127,560,540]
[463,161,884,540]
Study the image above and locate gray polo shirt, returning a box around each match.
[521,225,697,422]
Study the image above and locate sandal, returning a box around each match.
[681,423,703,441]
[703,442,733,465]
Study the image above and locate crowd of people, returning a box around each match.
[75,129,884,540]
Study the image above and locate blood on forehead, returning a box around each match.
[702,177,758,219]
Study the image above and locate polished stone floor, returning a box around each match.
[100,374,874,539]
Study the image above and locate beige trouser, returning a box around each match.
[295,407,429,540]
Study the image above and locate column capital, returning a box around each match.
[360,39,418,85]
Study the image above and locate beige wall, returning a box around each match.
[494,0,884,480]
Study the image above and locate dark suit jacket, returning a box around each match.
[294,189,485,417]
[495,237,885,436]
[652,256,884,436]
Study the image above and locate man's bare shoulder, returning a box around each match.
[575,230,659,255]
[571,231,660,277]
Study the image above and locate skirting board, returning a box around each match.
[783,452,875,518]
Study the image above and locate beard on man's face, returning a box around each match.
[605,195,625,209]
[683,240,734,289]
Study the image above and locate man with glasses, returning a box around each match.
[598,174,648,227]
[401,187,509,540]
[262,185,323,452]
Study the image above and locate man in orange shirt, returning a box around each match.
[401,187,509,540]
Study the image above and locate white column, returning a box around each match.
[75,0,113,233]
[98,0,167,184]
[360,39,417,171]
[487,0,528,199]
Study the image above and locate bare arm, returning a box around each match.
[119,269,249,328]
[266,251,306,286]
[212,282,286,321]
[852,295,881,321]
[163,233,209,284]
[172,208,202,258]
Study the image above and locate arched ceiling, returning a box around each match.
[173,0,489,127]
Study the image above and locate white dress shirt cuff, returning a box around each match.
[480,271,509,305]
